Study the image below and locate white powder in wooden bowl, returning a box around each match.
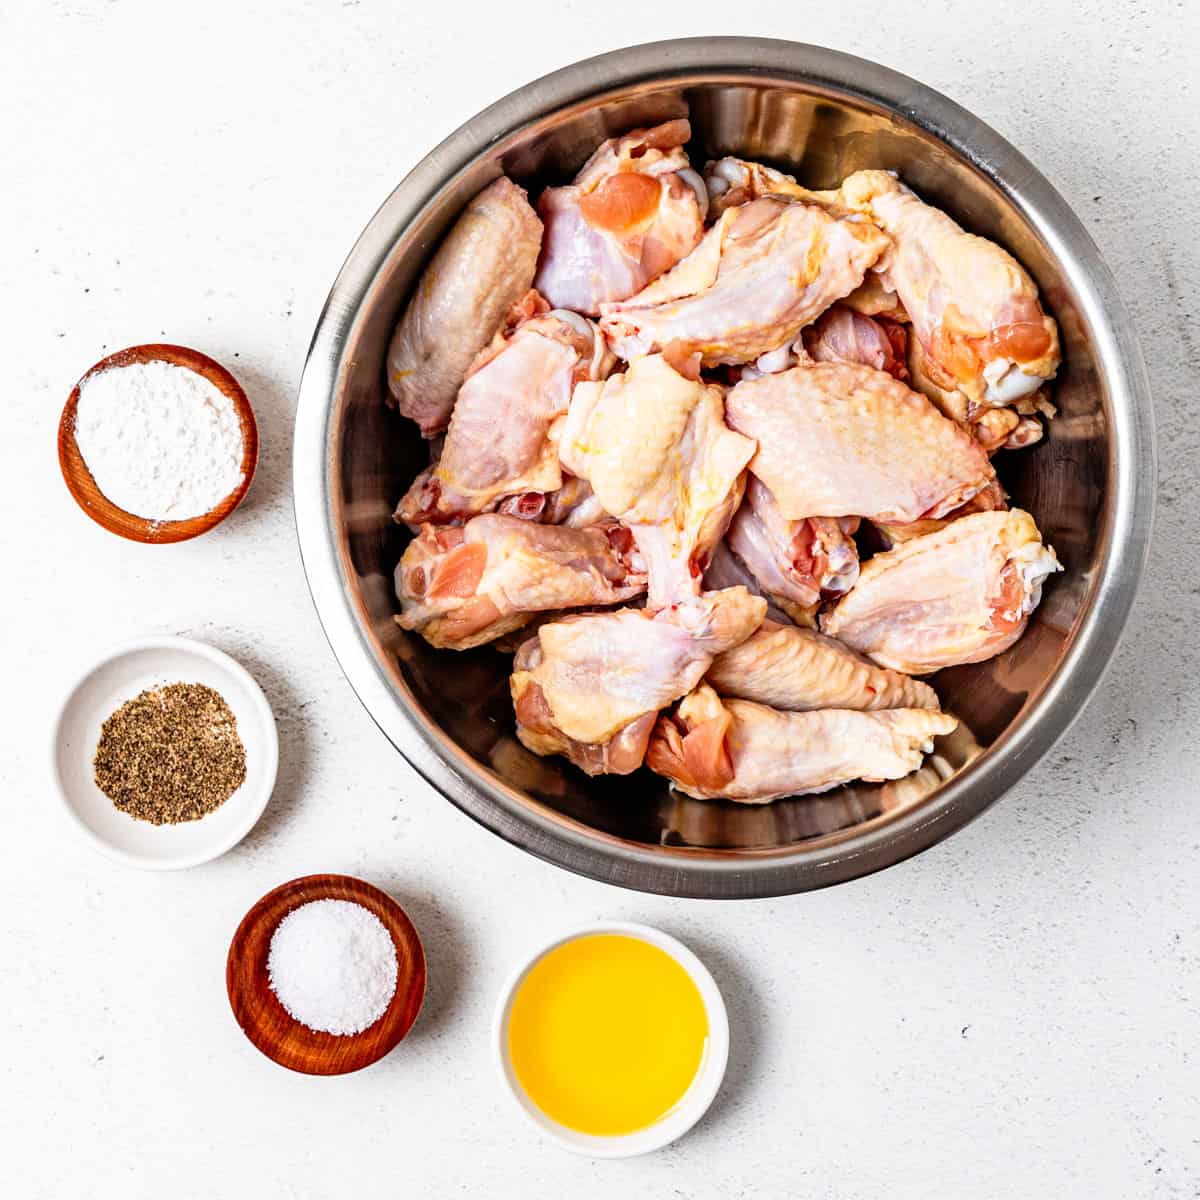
[267,899,398,1036]
[73,360,244,521]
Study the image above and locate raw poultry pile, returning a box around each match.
[386,119,1063,804]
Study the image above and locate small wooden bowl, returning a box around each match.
[58,343,258,543]
[227,874,426,1075]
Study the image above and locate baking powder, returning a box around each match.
[267,899,398,1036]
[73,360,245,521]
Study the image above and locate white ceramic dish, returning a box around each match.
[50,636,278,870]
[493,921,730,1157]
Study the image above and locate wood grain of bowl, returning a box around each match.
[226,874,427,1075]
[58,343,258,543]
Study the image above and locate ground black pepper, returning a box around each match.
[93,682,247,824]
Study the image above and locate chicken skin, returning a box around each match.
[705,157,1060,441]
[701,539,794,625]
[706,620,939,712]
[702,157,904,321]
[802,305,909,382]
[510,587,766,775]
[533,120,706,316]
[496,474,609,528]
[646,683,957,802]
[725,362,995,524]
[599,196,890,366]
[835,170,1060,427]
[384,129,1067,808]
[725,477,859,622]
[395,515,646,650]
[560,353,756,607]
[387,177,542,437]
[873,477,1008,548]
[821,509,1061,674]
[736,304,909,384]
[396,296,613,524]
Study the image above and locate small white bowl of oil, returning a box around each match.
[493,921,729,1157]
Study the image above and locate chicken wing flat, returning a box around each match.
[599,196,889,366]
[533,120,705,316]
[559,352,755,607]
[510,587,766,775]
[646,683,957,802]
[703,157,904,321]
[725,476,859,620]
[707,619,939,712]
[395,515,646,650]
[821,509,1061,673]
[396,297,613,524]
[725,362,994,524]
[387,177,542,437]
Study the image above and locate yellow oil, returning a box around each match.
[506,933,709,1137]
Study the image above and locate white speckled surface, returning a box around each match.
[2,2,1196,1195]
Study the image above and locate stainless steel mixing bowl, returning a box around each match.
[294,38,1155,897]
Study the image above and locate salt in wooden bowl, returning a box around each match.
[227,874,427,1075]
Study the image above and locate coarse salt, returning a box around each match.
[267,899,398,1036]
[73,360,244,521]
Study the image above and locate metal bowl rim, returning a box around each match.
[293,37,1156,898]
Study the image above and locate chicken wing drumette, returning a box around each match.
[395,515,646,650]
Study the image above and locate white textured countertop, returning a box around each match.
[4,2,1197,1196]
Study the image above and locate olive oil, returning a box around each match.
[507,934,709,1137]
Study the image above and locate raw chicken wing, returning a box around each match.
[387,177,542,437]
[704,155,827,217]
[821,509,1061,673]
[533,120,705,316]
[734,304,908,384]
[397,297,613,524]
[701,540,793,625]
[802,305,908,382]
[497,474,608,528]
[560,353,756,607]
[600,196,890,366]
[703,157,904,320]
[395,515,646,650]
[706,620,939,712]
[646,683,957,802]
[725,362,994,524]
[873,478,1008,548]
[836,170,1061,426]
[510,587,766,775]
[725,477,859,622]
